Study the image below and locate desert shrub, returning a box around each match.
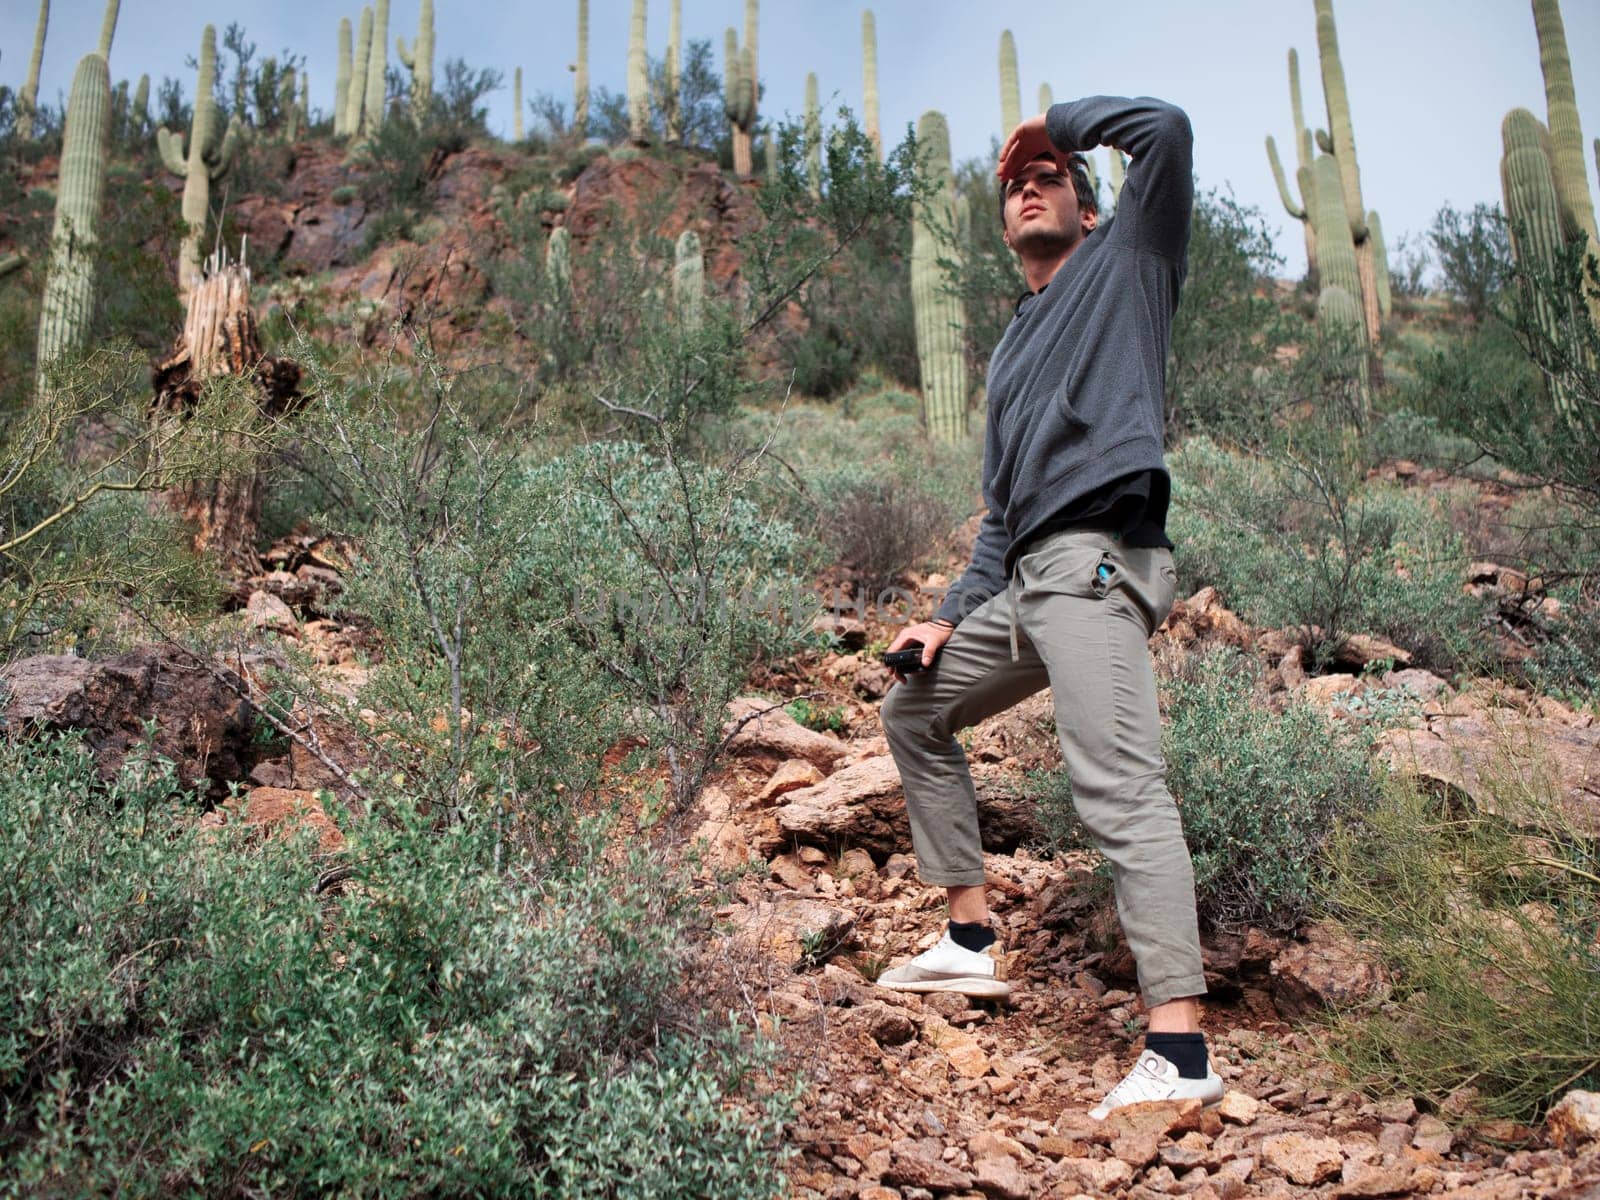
[1326,770,1600,1120]
[0,734,794,1196]
[1429,202,1511,323]
[1528,598,1600,709]
[1165,186,1293,438]
[1034,646,1381,932]
[825,476,955,600]
[1169,435,1481,672]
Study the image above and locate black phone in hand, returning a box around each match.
[883,645,933,673]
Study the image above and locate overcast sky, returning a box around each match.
[6,1,1599,278]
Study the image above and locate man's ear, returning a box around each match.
[1082,209,1100,233]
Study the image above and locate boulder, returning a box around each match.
[723,696,847,772]
[245,589,298,635]
[757,758,826,804]
[725,895,855,970]
[0,646,254,797]
[771,756,1040,859]
[882,1147,972,1193]
[1545,1089,1600,1151]
[1161,586,1253,649]
[1380,712,1600,836]
[1270,921,1390,1020]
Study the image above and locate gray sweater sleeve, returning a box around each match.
[933,400,1008,627]
[1046,95,1194,264]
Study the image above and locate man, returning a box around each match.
[875,96,1223,1119]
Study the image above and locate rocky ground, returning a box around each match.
[3,526,1598,1198]
[675,554,1600,1199]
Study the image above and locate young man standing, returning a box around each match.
[875,96,1224,1118]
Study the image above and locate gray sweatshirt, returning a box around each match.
[934,95,1193,627]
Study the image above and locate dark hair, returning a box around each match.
[997,151,1098,226]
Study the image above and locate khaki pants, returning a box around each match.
[878,528,1206,1008]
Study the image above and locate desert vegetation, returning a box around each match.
[0,0,1597,1196]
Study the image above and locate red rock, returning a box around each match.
[758,758,825,803]
[1546,1088,1600,1150]
[1261,1133,1343,1185]
[1269,921,1390,1019]
[972,1154,1031,1200]
[225,786,346,853]
[723,696,848,772]
[882,1147,972,1192]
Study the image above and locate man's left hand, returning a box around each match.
[997,114,1055,180]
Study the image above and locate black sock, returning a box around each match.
[948,919,996,953]
[1144,1032,1209,1080]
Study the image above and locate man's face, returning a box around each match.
[1002,155,1097,256]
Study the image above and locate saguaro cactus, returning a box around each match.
[664,0,682,142]
[363,0,390,134]
[574,0,590,138]
[627,0,649,144]
[1531,0,1596,251]
[1314,0,1382,341]
[1038,83,1053,114]
[911,110,968,443]
[157,25,243,301]
[723,27,756,177]
[804,73,822,200]
[281,67,299,140]
[1265,47,1317,278]
[37,52,111,390]
[674,230,703,332]
[1502,108,1577,418]
[998,30,1020,137]
[395,0,434,123]
[862,10,880,160]
[513,69,524,141]
[545,226,571,300]
[334,18,352,136]
[345,7,373,137]
[19,0,49,142]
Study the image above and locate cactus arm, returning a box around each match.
[19,0,49,141]
[209,114,243,181]
[1532,0,1597,249]
[97,0,119,60]
[998,30,1020,135]
[1287,48,1309,171]
[346,7,372,136]
[1266,136,1306,218]
[157,126,189,175]
[744,0,759,108]
[396,36,413,68]
[1038,83,1053,114]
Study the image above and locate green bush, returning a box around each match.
[1033,647,1381,932]
[0,734,794,1196]
[1169,435,1482,672]
[1326,771,1600,1120]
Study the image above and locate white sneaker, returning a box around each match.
[876,932,1011,999]
[1087,1049,1225,1120]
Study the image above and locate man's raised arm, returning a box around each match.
[1046,96,1193,264]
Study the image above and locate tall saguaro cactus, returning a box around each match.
[998,30,1020,137]
[18,0,48,142]
[513,68,524,141]
[363,0,390,134]
[345,7,373,137]
[804,73,822,200]
[912,111,968,443]
[396,0,434,123]
[37,52,111,391]
[574,0,590,138]
[1531,0,1596,252]
[1502,108,1578,417]
[157,25,242,301]
[334,17,353,136]
[862,10,880,160]
[663,0,682,142]
[627,0,649,144]
[1313,0,1381,342]
[673,230,704,332]
[723,26,756,177]
[1265,47,1317,278]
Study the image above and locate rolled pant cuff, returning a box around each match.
[917,867,988,888]
[1141,975,1208,1010]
